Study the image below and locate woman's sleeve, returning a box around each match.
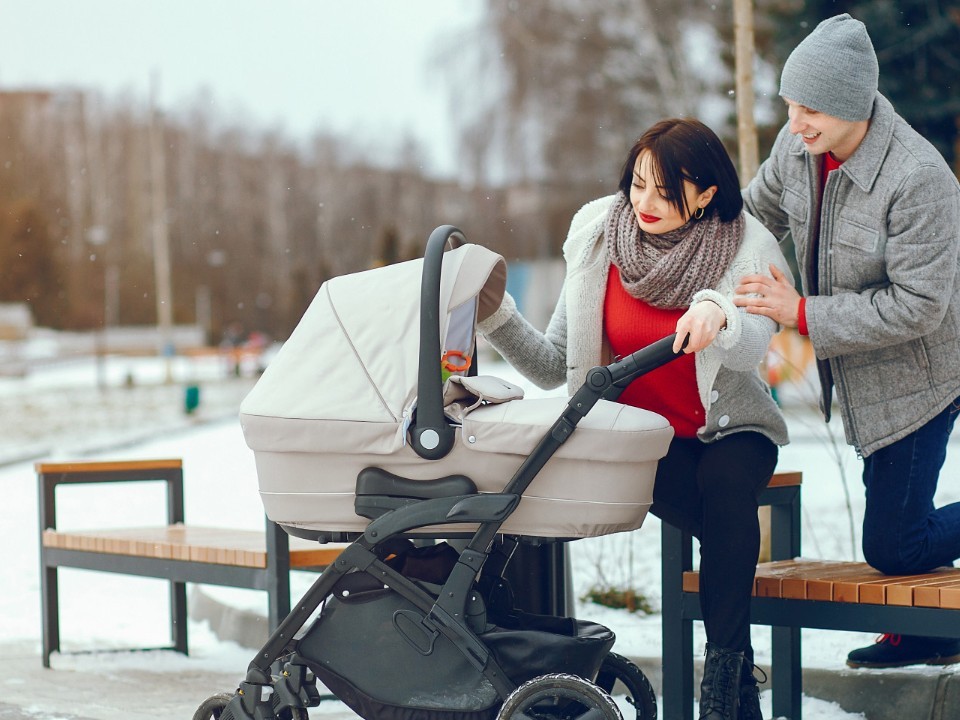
[690,240,791,372]
[476,287,569,390]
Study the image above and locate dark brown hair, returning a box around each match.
[617,118,743,222]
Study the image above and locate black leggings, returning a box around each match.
[651,431,778,658]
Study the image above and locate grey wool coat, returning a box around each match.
[478,194,790,447]
[743,93,960,457]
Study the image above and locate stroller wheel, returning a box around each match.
[595,652,658,720]
[497,673,623,720]
[191,693,234,720]
[191,691,309,720]
[276,708,309,720]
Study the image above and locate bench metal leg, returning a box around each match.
[769,485,802,718]
[41,563,59,668]
[266,518,291,630]
[771,625,801,720]
[170,580,188,655]
[662,522,695,720]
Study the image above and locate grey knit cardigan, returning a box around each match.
[478,194,791,446]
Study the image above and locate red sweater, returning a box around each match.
[800,152,844,336]
[603,266,704,438]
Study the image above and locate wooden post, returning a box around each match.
[733,0,759,183]
[149,72,175,382]
[733,2,771,558]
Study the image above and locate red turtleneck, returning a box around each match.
[603,266,704,438]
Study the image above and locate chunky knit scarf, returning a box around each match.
[604,192,744,309]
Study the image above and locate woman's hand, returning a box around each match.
[674,301,726,353]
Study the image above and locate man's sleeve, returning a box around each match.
[742,123,793,243]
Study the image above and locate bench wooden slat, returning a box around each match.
[683,559,960,608]
[886,572,960,607]
[915,579,960,608]
[766,471,802,488]
[37,459,183,474]
[940,586,960,609]
[42,526,344,570]
[849,570,945,605]
[774,560,853,600]
[804,563,883,601]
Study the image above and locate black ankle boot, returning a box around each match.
[739,660,766,720]
[739,680,762,720]
[699,643,744,720]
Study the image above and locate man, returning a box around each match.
[735,13,960,669]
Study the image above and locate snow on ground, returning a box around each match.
[3,349,956,719]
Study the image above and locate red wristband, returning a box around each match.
[797,297,809,336]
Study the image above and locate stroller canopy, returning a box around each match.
[241,244,506,456]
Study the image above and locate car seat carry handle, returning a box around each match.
[410,224,467,461]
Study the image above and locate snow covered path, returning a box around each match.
[3,353,956,718]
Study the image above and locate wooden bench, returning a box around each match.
[661,470,960,720]
[37,459,343,667]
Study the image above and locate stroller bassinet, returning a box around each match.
[239,231,673,539]
[195,226,681,720]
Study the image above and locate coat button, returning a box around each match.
[710,390,719,403]
[718,415,730,427]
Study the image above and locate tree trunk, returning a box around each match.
[733,0,759,184]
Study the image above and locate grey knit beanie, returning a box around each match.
[779,13,878,121]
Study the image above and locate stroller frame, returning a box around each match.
[198,226,681,720]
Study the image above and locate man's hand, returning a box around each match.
[734,264,801,328]
[675,301,726,353]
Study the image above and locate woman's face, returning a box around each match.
[630,151,716,234]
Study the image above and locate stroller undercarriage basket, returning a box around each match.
[196,226,680,720]
[298,542,615,720]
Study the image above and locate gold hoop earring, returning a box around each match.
[694,206,705,220]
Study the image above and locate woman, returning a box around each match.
[478,118,790,720]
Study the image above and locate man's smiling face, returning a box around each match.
[783,98,869,162]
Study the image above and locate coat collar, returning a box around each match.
[786,92,895,193]
[840,93,895,193]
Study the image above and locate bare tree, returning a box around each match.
[440,0,709,257]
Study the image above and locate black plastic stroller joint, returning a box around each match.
[409,224,466,460]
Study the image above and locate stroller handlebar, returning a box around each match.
[499,332,687,500]
[574,332,687,410]
[601,332,688,397]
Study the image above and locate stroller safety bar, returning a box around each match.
[362,493,520,542]
[356,467,477,499]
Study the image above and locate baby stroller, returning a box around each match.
[193,226,682,720]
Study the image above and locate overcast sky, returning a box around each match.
[0,0,483,175]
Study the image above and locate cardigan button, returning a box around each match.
[718,415,730,428]
[710,390,719,403]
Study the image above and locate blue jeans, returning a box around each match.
[861,397,960,575]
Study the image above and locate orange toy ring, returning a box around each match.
[441,350,472,373]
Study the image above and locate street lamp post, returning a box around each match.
[206,249,227,343]
[86,225,109,390]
